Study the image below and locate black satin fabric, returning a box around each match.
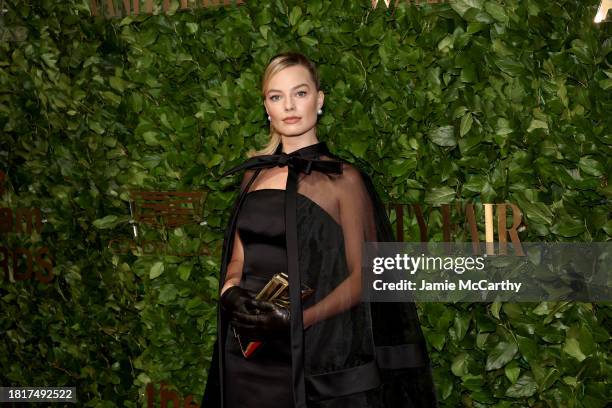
[224,189,293,408]
[224,188,381,407]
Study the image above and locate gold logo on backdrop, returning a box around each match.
[146,382,200,408]
[109,190,209,256]
[595,0,612,22]
[388,202,526,256]
[129,190,205,229]
[0,171,54,283]
[90,0,244,17]
[372,0,448,8]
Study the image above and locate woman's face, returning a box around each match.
[263,65,324,138]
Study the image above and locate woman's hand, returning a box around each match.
[220,285,253,318]
[232,299,290,340]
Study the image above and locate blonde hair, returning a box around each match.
[247,52,321,157]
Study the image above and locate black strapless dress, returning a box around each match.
[223,189,293,408]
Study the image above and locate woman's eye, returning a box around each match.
[297,91,307,97]
[270,95,280,101]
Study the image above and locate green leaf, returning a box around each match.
[89,121,105,134]
[476,333,489,350]
[438,373,454,400]
[259,25,270,40]
[289,6,302,26]
[518,201,554,225]
[578,156,604,177]
[460,113,473,137]
[207,154,224,168]
[602,220,612,235]
[460,64,477,83]
[297,20,313,36]
[109,76,125,92]
[599,78,612,90]
[149,262,164,279]
[299,36,318,46]
[571,39,592,64]
[485,342,518,370]
[136,372,151,385]
[41,53,57,69]
[349,139,368,158]
[504,360,520,384]
[484,2,508,23]
[516,335,538,362]
[451,352,469,377]
[158,284,178,303]
[427,331,446,351]
[495,58,524,76]
[450,0,484,17]
[453,106,468,119]
[211,120,230,136]
[429,125,457,147]
[461,374,484,391]
[101,91,121,106]
[453,312,470,341]
[425,187,455,206]
[186,22,198,34]
[142,131,159,146]
[505,374,537,397]
[255,7,272,25]
[464,8,494,24]
[563,338,586,361]
[178,262,193,281]
[205,276,219,292]
[527,119,548,133]
[437,35,454,52]
[388,159,415,177]
[550,217,585,237]
[490,301,502,319]
[496,118,513,135]
[93,215,119,229]
[562,376,578,387]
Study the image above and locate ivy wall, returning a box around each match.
[0,0,610,406]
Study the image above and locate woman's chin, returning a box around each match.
[277,125,315,137]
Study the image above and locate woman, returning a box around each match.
[203,52,438,408]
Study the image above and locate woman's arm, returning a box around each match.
[302,166,376,329]
[220,230,245,296]
[220,170,254,296]
[302,273,361,329]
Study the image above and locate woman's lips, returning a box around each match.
[283,117,301,124]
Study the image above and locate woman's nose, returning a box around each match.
[284,96,295,111]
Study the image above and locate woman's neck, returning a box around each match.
[280,132,319,154]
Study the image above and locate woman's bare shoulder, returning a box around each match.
[338,162,366,185]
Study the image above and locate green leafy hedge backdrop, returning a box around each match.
[1,0,611,406]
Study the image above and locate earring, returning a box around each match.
[267,115,271,121]
[317,108,323,115]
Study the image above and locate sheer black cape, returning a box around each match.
[203,142,438,407]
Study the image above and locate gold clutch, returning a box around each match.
[232,272,314,358]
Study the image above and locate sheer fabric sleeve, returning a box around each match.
[302,164,377,328]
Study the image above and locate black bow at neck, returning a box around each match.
[221,141,343,177]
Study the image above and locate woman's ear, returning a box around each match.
[317,90,325,111]
[263,101,270,118]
